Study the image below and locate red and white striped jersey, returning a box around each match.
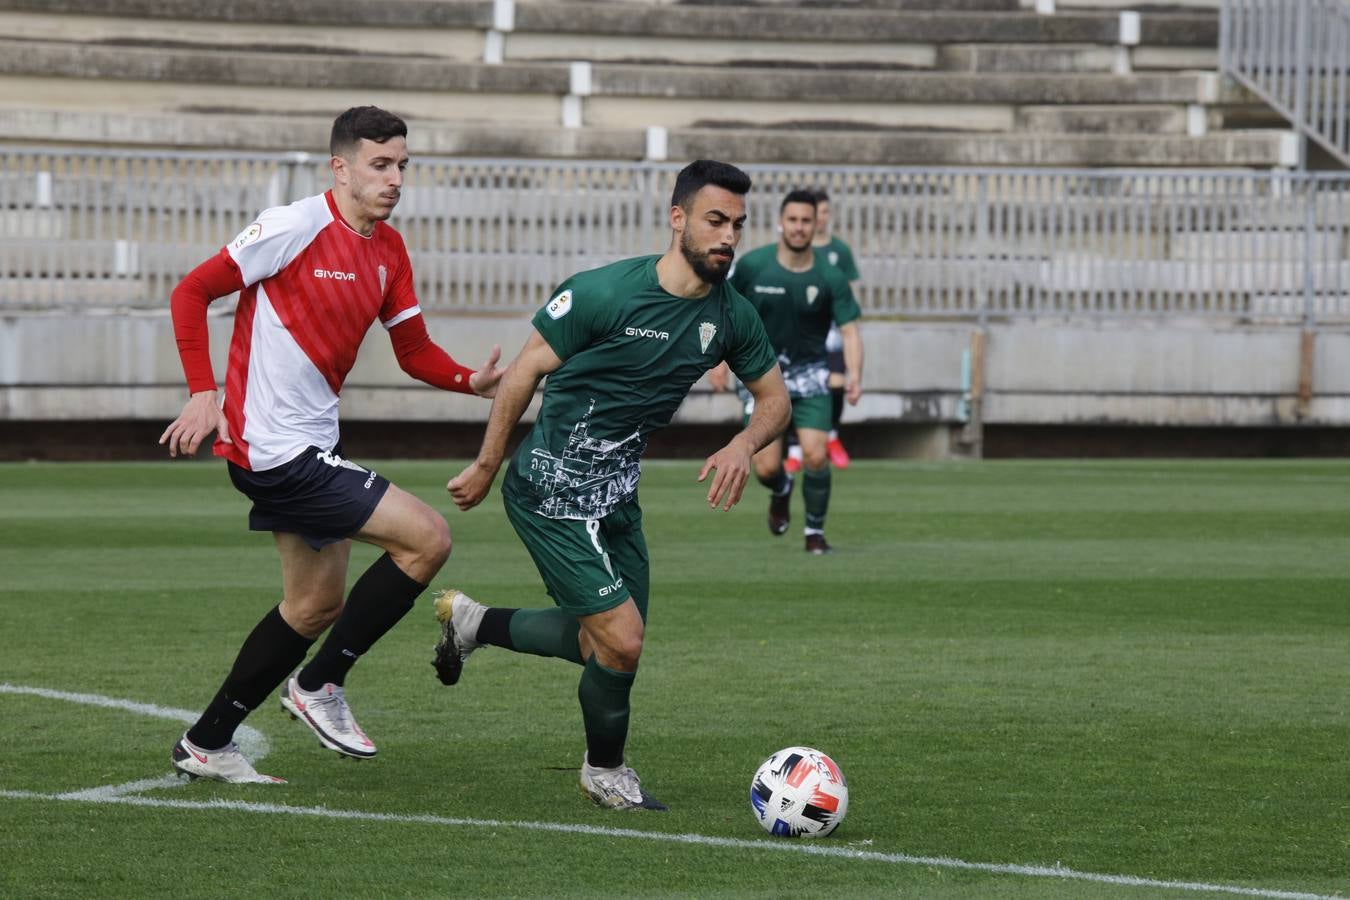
[216,190,421,471]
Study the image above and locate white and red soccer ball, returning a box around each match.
[749,746,848,837]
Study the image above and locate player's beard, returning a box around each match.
[681,230,734,285]
[782,230,813,253]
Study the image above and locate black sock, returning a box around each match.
[830,389,845,430]
[476,607,517,650]
[187,605,313,750]
[298,553,426,691]
[758,468,792,495]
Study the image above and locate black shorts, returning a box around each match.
[228,445,391,550]
[826,349,845,376]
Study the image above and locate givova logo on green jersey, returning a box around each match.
[625,326,669,340]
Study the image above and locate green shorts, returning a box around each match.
[742,392,832,433]
[503,494,650,620]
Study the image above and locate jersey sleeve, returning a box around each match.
[378,235,421,330]
[225,202,323,287]
[834,239,861,281]
[530,274,615,362]
[724,290,779,384]
[827,268,863,327]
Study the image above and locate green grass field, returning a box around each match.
[1,459,1347,899]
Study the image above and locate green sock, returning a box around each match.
[578,656,636,769]
[803,466,831,531]
[508,608,583,665]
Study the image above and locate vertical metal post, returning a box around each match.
[961,175,990,457]
[1292,0,1310,170]
[1296,173,1318,419]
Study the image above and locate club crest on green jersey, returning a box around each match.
[699,321,717,353]
[546,289,573,319]
[806,285,820,306]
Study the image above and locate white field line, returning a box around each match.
[0,682,269,799]
[0,683,1339,900]
[0,790,1338,900]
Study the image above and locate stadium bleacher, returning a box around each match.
[0,0,1347,459]
[0,0,1293,166]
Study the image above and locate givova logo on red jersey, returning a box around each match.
[314,268,356,281]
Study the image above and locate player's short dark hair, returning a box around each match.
[811,187,831,204]
[671,160,752,210]
[330,106,408,157]
[780,189,818,213]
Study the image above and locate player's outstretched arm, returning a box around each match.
[448,330,562,511]
[699,365,790,511]
[468,344,503,398]
[840,321,864,405]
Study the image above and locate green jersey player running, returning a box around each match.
[439,160,790,811]
[714,189,864,554]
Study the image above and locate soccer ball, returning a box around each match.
[749,746,848,837]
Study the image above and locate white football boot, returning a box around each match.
[279,677,377,759]
[579,757,668,811]
[432,588,486,686]
[171,733,285,784]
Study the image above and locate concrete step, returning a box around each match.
[0,40,570,95]
[1015,104,1194,134]
[678,0,1021,9]
[0,40,1226,107]
[940,43,1123,73]
[1038,0,1218,9]
[510,5,1218,45]
[668,127,1298,167]
[0,0,494,29]
[0,0,1218,45]
[0,107,1299,166]
[0,10,487,62]
[943,43,1215,73]
[498,31,938,68]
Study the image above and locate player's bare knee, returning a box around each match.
[803,450,829,471]
[606,630,645,672]
[422,513,452,570]
[282,596,342,638]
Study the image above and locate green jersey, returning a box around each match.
[730,244,861,399]
[504,255,778,521]
[816,235,860,281]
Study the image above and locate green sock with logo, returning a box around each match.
[803,466,831,531]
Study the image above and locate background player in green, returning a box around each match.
[714,189,864,554]
[438,160,790,811]
[813,186,862,467]
[781,186,864,475]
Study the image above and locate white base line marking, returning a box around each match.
[0,790,1335,900]
[0,682,270,799]
[0,683,1336,900]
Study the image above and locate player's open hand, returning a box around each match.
[468,344,504,398]
[448,459,497,511]
[159,390,230,458]
[697,436,753,511]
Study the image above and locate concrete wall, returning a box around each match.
[3,312,1345,457]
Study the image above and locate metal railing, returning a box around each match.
[1221,0,1350,168]
[2,147,1349,323]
